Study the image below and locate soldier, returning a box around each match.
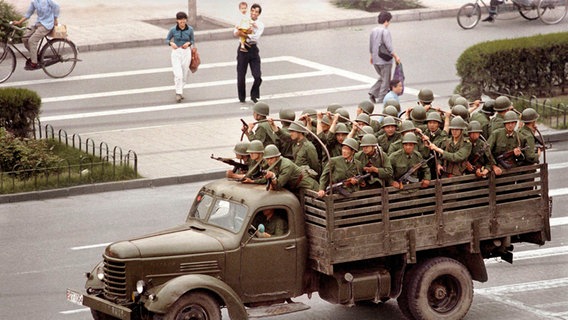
[245,102,279,147]
[316,112,333,161]
[429,116,472,177]
[263,144,319,193]
[357,100,381,132]
[269,120,321,177]
[326,118,351,158]
[470,99,494,140]
[451,104,470,123]
[277,108,296,160]
[488,96,511,136]
[355,134,393,188]
[377,116,401,154]
[407,104,427,132]
[422,112,448,148]
[252,208,288,238]
[388,133,431,189]
[241,140,267,183]
[389,120,429,158]
[317,138,364,197]
[518,108,541,165]
[327,103,342,114]
[465,121,494,178]
[487,110,530,171]
[226,141,251,180]
[417,88,435,112]
[336,108,352,131]
[384,99,401,114]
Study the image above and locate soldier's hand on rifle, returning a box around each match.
[264,170,275,179]
[363,166,377,174]
[241,177,255,183]
[391,181,402,190]
[421,179,430,188]
[476,168,488,179]
[436,163,444,176]
[513,147,522,157]
[317,190,326,198]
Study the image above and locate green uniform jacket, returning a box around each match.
[252,213,288,237]
[248,159,268,183]
[377,131,401,155]
[277,126,294,160]
[517,126,539,165]
[270,157,319,192]
[389,149,431,183]
[355,148,393,186]
[440,136,472,176]
[425,129,448,148]
[319,156,363,192]
[489,113,505,137]
[247,121,279,147]
[468,138,494,173]
[389,133,430,158]
[470,111,491,140]
[292,138,321,176]
[487,128,528,168]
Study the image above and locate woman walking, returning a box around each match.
[166,11,195,103]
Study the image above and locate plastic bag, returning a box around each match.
[393,62,405,95]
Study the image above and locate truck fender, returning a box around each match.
[461,252,488,282]
[145,274,247,320]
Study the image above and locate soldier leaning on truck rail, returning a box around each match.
[225,142,252,180]
[487,110,531,171]
[317,138,364,197]
[263,144,319,193]
[244,102,279,147]
[465,121,495,179]
[429,116,472,178]
[389,132,431,189]
[517,108,541,166]
[355,134,393,188]
[240,140,268,183]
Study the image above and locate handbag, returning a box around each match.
[190,47,200,73]
[378,30,393,61]
[393,63,405,94]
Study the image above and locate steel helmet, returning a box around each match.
[383,105,399,117]
[449,116,467,130]
[247,140,265,153]
[335,123,350,134]
[336,108,350,122]
[448,94,463,108]
[384,99,401,112]
[454,97,469,109]
[418,88,434,103]
[279,109,296,121]
[355,113,371,125]
[400,120,416,133]
[360,133,379,147]
[321,115,331,126]
[302,108,317,119]
[381,116,397,128]
[263,144,281,158]
[503,110,519,123]
[451,104,469,121]
[494,96,512,112]
[402,132,418,144]
[288,121,307,133]
[342,138,360,151]
[358,100,375,114]
[253,102,270,116]
[358,126,374,137]
[468,121,483,133]
[426,112,443,123]
[234,142,250,156]
[481,99,495,114]
[521,108,539,123]
[410,105,427,122]
[327,103,343,113]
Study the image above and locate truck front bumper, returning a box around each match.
[66,289,132,320]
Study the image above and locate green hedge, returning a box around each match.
[456,32,568,100]
[333,0,422,11]
[0,0,23,39]
[0,88,42,138]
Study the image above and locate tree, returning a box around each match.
[0,88,42,138]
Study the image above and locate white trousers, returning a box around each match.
[171,48,191,95]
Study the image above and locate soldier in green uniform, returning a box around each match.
[376,116,401,154]
[518,108,541,165]
[226,141,251,180]
[316,112,333,161]
[465,121,495,179]
[263,144,319,193]
[357,100,381,132]
[240,140,268,183]
[487,111,529,172]
[269,120,321,177]
[356,134,393,188]
[429,116,472,177]
[408,104,428,132]
[326,118,350,158]
[388,132,431,189]
[317,138,364,197]
[488,96,511,137]
[422,112,448,148]
[277,108,296,160]
[389,120,429,158]
[244,102,279,147]
[470,99,494,140]
[252,208,288,238]
[451,104,470,123]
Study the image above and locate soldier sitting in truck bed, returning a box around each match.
[355,134,393,188]
[317,138,364,197]
[240,140,268,183]
[226,142,251,180]
[389,132,431,189]
[465,120,495,179]
[262,144,319,194]
[487,110,531,171]
[428,116,472,178]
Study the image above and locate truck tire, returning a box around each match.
[407,257,473,320]
[91,310,119,320]
[397,266,416,320]
[164,291,221,320]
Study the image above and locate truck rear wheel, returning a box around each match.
[407,257,473,320]
[164,291,221,320]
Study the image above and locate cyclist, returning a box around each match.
[482,0,504,22]
[13,0,60,71]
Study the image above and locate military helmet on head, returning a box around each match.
[468,121,483,133]
[418,88,434,103]
[400,120,416,133]
[356,113,371,125]
[279,109,296,121]
[402,132,418,144]
[454,97,469,109]
[503,110,519,123]
[521,108,539,123]
[289,121,307,133]
[360,133,379,147]
[383,105,399,117]
[494,96,512,112]
[234,142,250,156]
[382,116,397,128]
[342,138,360,151]
[358,100,375,114]
[253,102,270,116]
[449,116,467,130]
[481,99,495,114]
[451,104,469,121]
[327,103,342,113]
[358,126,374,137]
[335,123,350,134]
[448,94,463,108]
[247,140,265,153]
[384,99,401,112]
[410,105,427,122]
[336,108,350,122]
[263,144,281,158]
[321,115,331,126]
[426,112,443,123]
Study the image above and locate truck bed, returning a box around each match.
[302,164,551,275]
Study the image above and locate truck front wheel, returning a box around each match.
[407,257,473,320]
[164,291,221,320]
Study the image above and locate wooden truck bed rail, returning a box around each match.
[302,164,551,275]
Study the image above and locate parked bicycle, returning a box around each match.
[0,19,79,83]
[457,0,568,29]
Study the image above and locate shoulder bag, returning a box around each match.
[378,30,393,62]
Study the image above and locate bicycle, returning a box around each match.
[457,0,568,29]
[0,19,80,83]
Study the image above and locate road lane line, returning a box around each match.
[550,187,568,197]
[550,216,568,227]
[485,245,568,265]
[548,162,568,170]
[60,308,90,315]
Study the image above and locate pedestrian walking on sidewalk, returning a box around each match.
[234,3,264,103]
[368,11,400,104]
[166,11,195,103]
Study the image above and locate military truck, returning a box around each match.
[67,163,551,320]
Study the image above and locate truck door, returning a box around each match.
[241,208,297,300]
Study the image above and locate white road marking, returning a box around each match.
[60,308,90,315]
[550,187,568,197]
[485,245,568,265]
[548,162,568,171]
[550,216,568,227]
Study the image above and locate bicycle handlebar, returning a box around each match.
[0,19,27,32]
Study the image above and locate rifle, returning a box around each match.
[240,118,249,141]
[495,146,529,169]
[398,155,434,184]
[210,154,248,173]
[325,173,371,196]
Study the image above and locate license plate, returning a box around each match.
[66,289,84,306]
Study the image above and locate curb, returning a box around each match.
[76,7,460,53]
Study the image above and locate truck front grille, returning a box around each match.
[103,258,127,299]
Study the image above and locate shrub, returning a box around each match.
[0,0,23,39]
[333,0,422,11]
[0,87,42,138]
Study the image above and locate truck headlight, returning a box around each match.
[96,266,104,281]
[136,280,146,294]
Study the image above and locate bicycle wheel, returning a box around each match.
[0,44,16,83]
[538,0,568,24]
[517,2,541,20]
[457,3,481,29]
[39,38,78,78]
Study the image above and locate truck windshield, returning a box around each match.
[189,193,248,233]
